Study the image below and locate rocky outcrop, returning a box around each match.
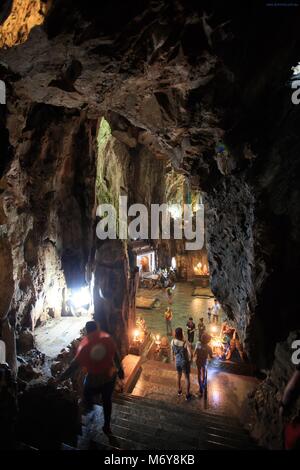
[205,177,256,353]
[0,104,97,368]
[17,379,80,449]
[0,0,51,48]
[248,331,300,449]
[94,240,130,358]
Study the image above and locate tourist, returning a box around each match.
[194,333,213,397]
[225,330,244,361]
[59,320,124,435]
[212,299,221,324]
[207,307,212,323]
[171,327,192,400]
[220,323,231,357]
[164,307,173,336]
[186,317,196,345]
[166,286,173,304]
[197,317,206,341]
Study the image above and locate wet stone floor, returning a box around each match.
[132,360,259,418]
[136,281,220,339]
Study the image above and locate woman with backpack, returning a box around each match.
[171,327,192,400]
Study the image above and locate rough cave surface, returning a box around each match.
[0,0,300,449]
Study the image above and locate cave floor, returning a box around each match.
[34,316,91,357]
[136,281,220,338]
[131,359,259,419]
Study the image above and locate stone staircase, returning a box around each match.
[76,393,259,451]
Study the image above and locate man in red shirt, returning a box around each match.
[59,321,124,435]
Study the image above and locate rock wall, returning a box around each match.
[248,331,300,449]
[205,177,255,350]
[0,102,97,371]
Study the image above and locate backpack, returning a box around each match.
[172,340,190,365]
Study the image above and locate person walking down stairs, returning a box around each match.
[59,321,124,435]
[171,328,192,401]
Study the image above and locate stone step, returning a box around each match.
[78,425,148,451]
[113,409,254,443]
[113,397,245,432]
[61,443,78,450]
[119,394,252,432]
[111,412,255,450]
[116,392,242,422]
[109,421,197,450]
[112,409,255,450]
[81,393,258,450]
[113,403,248,439]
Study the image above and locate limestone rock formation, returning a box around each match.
[0,0,51,48]
[248,330,300,449]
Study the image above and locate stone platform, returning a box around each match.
[121,354,143,393]
[136,296,160,309]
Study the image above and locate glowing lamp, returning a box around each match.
[194,261,204,275]
[133,329,141,343]
[155,334,161,347]
[155,334,161,351]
